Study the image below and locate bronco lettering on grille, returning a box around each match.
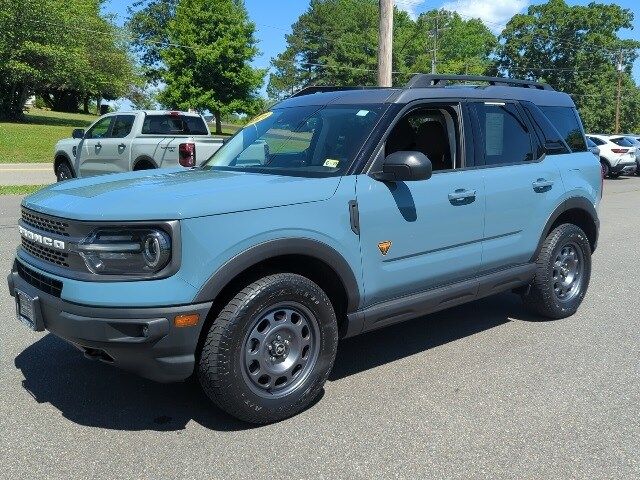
[19,225,66,251]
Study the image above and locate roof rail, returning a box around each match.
[405,74,554,91]
[290,85,389,98]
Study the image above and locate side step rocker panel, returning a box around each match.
[344,263,536,338]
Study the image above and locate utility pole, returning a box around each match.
[377,0,393,87]
[615,49,624,134]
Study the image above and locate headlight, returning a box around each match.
[78,228,172,275]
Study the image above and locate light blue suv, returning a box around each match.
[8,75,601,423]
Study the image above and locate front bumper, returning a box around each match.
[8,262,212,383]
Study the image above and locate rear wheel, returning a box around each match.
[198,273,338,424]
[55,161,74,182]
[523,224,591,319]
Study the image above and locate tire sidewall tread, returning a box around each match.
[524,223,592,319]
[198,273,338,424]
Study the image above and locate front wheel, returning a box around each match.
[55,161,74,182]
[523,224,592,319]
[198,273,338,424]
[600,160,609,178]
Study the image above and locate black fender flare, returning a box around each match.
[192,238,361,312]
[54,151,76,177]
[532,196,599,261]
[133,155,158,170]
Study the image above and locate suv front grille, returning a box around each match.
[16,262,63,297]
[21,208,70,237]
[21,238,70,267]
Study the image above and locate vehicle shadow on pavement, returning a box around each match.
[330,292,538,380]
[14,292,535,432]
[14,335,253,432]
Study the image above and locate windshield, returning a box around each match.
[202,104,385,177]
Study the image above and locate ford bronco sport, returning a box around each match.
[8,75,601,424]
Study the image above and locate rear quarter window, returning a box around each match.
[142,115,208,135]
[539,106,587,152]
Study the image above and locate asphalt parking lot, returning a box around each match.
[1,178,639,479]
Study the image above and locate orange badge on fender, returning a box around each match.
[378,241,392,255]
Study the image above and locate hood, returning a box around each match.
[23,168,342,221]
[56,137,80,147]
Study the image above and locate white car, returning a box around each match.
[586,134,637,178]
[53,111,224,181]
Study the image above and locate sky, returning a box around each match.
[103,0,640,93]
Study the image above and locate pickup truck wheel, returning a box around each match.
[198,273,338,424]
[523,224,591,319]
[55,161,74,182]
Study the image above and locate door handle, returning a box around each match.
[448,188,477,205]
[95,142,102,151]
[532,178,554,192]
[118,143,126,149]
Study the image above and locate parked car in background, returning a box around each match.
[53,111,224,181]
[586,137,600,157]
[622,136,640,175]
[586,134,637,178]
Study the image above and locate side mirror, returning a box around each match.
[72,128,85,139]
[374,151,433,182]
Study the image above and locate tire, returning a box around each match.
[198,273,338,424]
[600,160,609,178]
[609,172,620,179]
[55,161,74,182]
[523,224,591,319]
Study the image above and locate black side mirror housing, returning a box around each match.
[374,151,433,182]
[72,128,85,139]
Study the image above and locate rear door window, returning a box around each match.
[142,115,208,135]
[539,106,587,152]
[521,101,570,155]
[111,115,136,138]
[471,102,534,166]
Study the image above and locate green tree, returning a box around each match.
[126,0,177,83]
[267,1,497,100]
[158,0,264,134]
[498,0,640,133]
[0,0,135,119]
[419,10,497,76]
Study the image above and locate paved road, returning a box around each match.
[1,179,639,479]
[0,163,55,186]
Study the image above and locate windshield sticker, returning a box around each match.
[323,159,340,168]
[245,111,273,127]
[356,110,370,117]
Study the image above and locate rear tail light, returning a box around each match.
[611,148,628,153]
[179,142,196,167]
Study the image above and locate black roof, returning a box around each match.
[276,74,575,109]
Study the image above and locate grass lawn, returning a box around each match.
[0,109,97,164]
[0,184,47,195]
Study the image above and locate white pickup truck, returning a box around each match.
[53,110,224,181]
